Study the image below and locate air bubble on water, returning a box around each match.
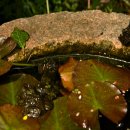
[90,109,94,112]
[82,120,87,128]
[114,95,119,100]
[77,91,81,94]
[121,108,127,113]
[76,112,80,117]
[122,90,126,94]
[37,83,40,87]
[122,94,125,96]
[82,122,87,128]
[99,114,102,118]
[73,88,80,94]
[85,84,90,87]
[117,123,124,128]
[88,127,91,130]
[78,95,82,100]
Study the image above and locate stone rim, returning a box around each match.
[0,10,130,62]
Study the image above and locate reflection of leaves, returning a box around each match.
[0,59,12,76]
[0,37,16,59]
[73,60,130,91]
[59,57,78,91]
[40,96,84,130]
[68,81,127,130]
[11,27,29,49]
[0,104,40,130]
[0,74,39,105]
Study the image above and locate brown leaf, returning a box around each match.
[59,57,78,91]
[0,37,16,58]
[0,59,12,76]
[0,104,40,130]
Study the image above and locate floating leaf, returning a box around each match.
[73,60,130,91]
[59,57,78,91]
[11,27,29,48]
[40,96,85,130]
[0,37,16,58]
[68,81,127,130]
[0,59,12,76]
[0,74,39,105]
[0,104,40,130]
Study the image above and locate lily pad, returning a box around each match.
[59,57,78,91]
[0,104,40,130]
[0,37,16,59]
[0,59,12,76]
[73,60,130,91]
[11,27,29,49]
[0,74,39,105]
[68,81,127,130]
[40,96,85,130]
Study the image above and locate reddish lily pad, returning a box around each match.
[59,57,78,91]
[0,104,40,130]
[40,96,85,130]
[68,81,127,130]
[73,60,130,91]
[0,37,16,59]
[0,59,12,76]
[0,74,39,105]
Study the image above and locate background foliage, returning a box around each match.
[0,0,130,25]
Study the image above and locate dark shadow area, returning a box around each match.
[0,0,130,25]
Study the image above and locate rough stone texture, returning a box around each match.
[0,10,130,62]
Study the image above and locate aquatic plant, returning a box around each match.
[0,28,130,130]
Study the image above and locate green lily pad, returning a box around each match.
[68,81,127,130]
[0,59,12,76]
[0,104,40,130]
[40,96,85,130]
[0,37,16,59]
[0,74,39,105]
[11,27,29,48]
[73,60,130,91]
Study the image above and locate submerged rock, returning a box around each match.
[0,10,130,62]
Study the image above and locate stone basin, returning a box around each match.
[0,10,130,62]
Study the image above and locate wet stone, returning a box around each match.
[1,11,130,62]
[17,82,60,118]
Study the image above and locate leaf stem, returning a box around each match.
[87,0,91,9]
[12,62,36,67]
[46,0,50,14]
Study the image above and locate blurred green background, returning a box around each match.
[0,0,130,24]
